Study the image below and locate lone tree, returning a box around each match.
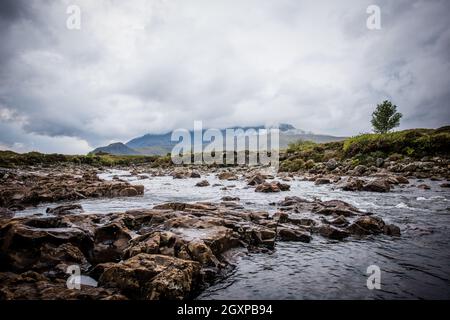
[371,100,402,134]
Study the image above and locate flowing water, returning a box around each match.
[15,170,450,299]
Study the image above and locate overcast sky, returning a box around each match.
[0,0,449,154]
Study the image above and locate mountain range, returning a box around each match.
[90,124,346,156]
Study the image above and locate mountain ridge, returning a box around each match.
[90,124,346,155]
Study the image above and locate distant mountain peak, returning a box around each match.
[90,142,140,155]
[278,123,296,131]
[90,123,345,156]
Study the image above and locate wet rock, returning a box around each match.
[317,225,349,240]
[217,172,238,180]
[314,200,359,217]
[327,215,349,227]
[123,232,160,259]
[247,174,266,186]
[190,171,201,178]
[346,216,387,236]
[362,179,391,193]
[187,239,220,267]
[0,220,93,271]
[395,176,409,184]
[195,180,210,187]
[118,187,141,197]
[255,182,290,193]
[32,243,89,272]
[383,224,401,237]
[0,271,125,300]
[92,222,132,264]
[153,202,216,212]
[277,228,311,242]
[273,211,289,223]
[440,183,450,188]
[221,196,240,202]
[342,178,364,191]
[46,204,84,216]
[314,178,331,185]
[0,171,144,210]
[417,184,431,190]
[98,253,201,300]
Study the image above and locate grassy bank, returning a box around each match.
[1,127,449,170]
[0,150,172,168]
[280,127,450,172]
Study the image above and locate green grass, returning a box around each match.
[0,150,172,168]
[342,128,450,158]
[279,127,450,171]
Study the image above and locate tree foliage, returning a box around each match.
[371,100,402,134]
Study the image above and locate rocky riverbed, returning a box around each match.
[0,161,449,299]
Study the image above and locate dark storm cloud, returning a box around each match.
[0,0,449,154]
[0,0,29,21]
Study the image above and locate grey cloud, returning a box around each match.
[0,0,449,154]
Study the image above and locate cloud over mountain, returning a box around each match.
[0,0,449,154]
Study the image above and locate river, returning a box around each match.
[15,170,450,299]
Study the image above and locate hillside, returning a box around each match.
[90,142,140,155]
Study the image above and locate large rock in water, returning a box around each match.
[346,216,400,236]
[195,180,210,187]
[247,174,266,186]
[255,182,290,193]
[317,225,350,240]
[342,178,392,192]
[46,204,84,216]
[0,170,145,210]
[0,271,126,300]
[361,179,391,192]
[217,172,238,180]
[92,222,132,264]
[0,219,93,271]
[98,253,201,300]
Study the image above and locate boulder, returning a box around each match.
[326,159,338,171]
[354,165,368,175]
[0,271,125,300]
[98,253,201,300]
[314,178,331,185]
[318,225,349,240]
[277,228,311,242]
[118,187,140,197]
[247,174,266,186]
[46,204,84,216]
[255,182,290,193]
[92,222,132,264]
[375,158,384,167]
[123,232,160,259]
[221,196,240,202]
[217,172,238,180]
[346,216,386,236]
[383,224,401,237]
[189,171,201,178]
[342,179,364,191]
[395,176,409,184]
[0,221,93,271]
[362,179,391,192]
[195,180,210,187]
